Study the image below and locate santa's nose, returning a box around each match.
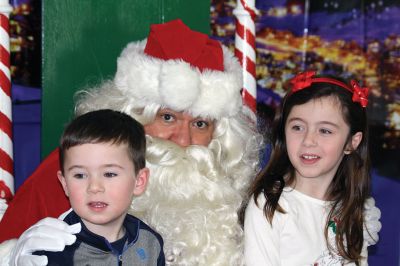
[171,122,191,147]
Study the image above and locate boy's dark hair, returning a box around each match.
[59,109,146,174]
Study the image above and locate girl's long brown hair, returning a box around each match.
[248,78,371,264]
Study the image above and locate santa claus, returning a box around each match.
[0,19,260,265]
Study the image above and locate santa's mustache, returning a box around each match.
[137,136,237,203]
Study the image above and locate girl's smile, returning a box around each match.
[299,153,321,164]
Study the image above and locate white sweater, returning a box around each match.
[244,188,368,266]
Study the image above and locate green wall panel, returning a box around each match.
[42,0,210,157]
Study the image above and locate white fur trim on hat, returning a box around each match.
[114,41,243,119]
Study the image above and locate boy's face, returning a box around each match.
[58,142,148,238]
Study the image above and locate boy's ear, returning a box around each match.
[133,168,149,196]
[345,132,363,154]
[57,170,69,197]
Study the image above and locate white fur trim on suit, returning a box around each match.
[115,40,243,119]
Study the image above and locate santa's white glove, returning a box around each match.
[363,197,382,246]
[9,217,81,266]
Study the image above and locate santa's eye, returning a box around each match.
[194,120,209,129]
[161,113,175,122]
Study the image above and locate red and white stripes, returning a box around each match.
[233,0,257,113]
[0,0,13,214]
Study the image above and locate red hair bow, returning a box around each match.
[350,80,369,108]
[289,71,369,108]
[289,71,316,93]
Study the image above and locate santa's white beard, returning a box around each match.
[129,137,245,266]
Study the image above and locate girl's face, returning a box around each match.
[284,96,362,197]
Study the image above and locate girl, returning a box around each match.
[244,71,379,265]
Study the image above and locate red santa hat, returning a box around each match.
[114,19,243,119]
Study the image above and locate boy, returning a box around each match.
[34,109,165,265]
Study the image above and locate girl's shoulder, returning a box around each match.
[247,189,297,219]
[280,187,329,218]
[248,188,300,212]
[247,187,329,223]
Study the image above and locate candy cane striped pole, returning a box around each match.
[233,0,257,114]
[0,0,13,215]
